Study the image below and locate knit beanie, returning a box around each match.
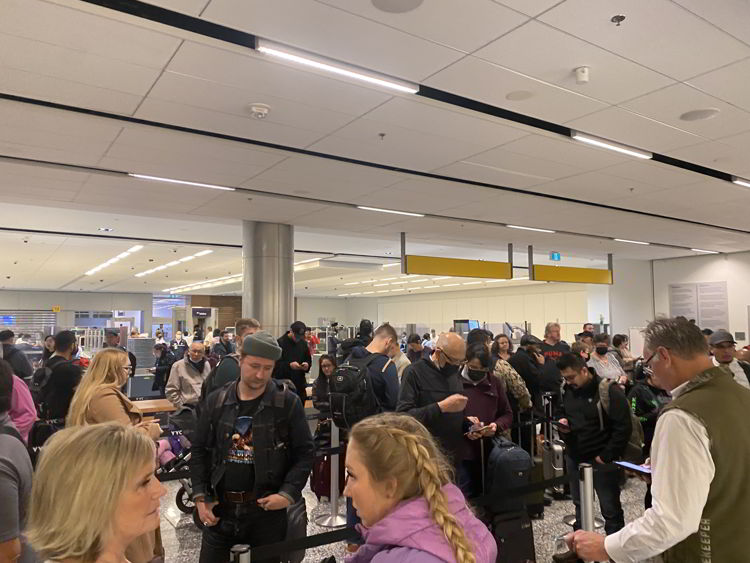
[242,330,282,361]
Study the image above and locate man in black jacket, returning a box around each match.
[103,328,137,377]
[0,330,32,382]
[508,334,546,454]
[557,353,632,535]
[191,331,314,563]
[272,321,311,406]
[397,332,469,468]
[211,330,236,359]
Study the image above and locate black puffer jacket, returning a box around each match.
[151,350,176,392]
[190,379,314,504]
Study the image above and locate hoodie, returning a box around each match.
[347,483,496,563]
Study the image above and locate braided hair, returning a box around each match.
[350,413,476,563]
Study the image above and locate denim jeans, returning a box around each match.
[199,502,287,563]
[566,455,624,535]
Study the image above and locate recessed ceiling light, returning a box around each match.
[505,90,534,101]
[98,227,113,232]
[372,0,423,13]
[382,262,401,268]
[442,283,460,287]
[344,282,360,286]
[691,248,719,254]
[680,108,720,122]
[463,281,483,285]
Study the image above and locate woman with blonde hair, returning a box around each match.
[65,348,162,563]
[344,413,496,563]
[27,423,166,563]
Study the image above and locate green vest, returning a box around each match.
[662,367,750,563]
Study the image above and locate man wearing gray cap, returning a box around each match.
[709,329,750,389]
[103,328,137,378]
[191,331,314,563]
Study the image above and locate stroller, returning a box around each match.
[156,405,198,514]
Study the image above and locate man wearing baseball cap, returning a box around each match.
[710,329,750,389]
[191,331,314,563]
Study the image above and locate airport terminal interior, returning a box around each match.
[3,1,750,562]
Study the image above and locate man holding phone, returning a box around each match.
[556,353,632,536]
[272,321,312,406]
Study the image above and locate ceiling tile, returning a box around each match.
[191,192,330,222]
[202,0,464,81]
[494,0,564,17]
[499,133,628,170]
[167,41,392,116]
[566,107,702,152]
[474,20,674,104]
[532,171,667,202]
[620,83,750,140]
[141,0,210,15]
[462,144,587,180]
[317,0,528,52]
[672,0,750,46]
[600,160,704,189]
[434,160,560,189]
[1,0,181,68]
[539,0,750,80]
[666,140,750,177]
[425,56,607,123]
[688,57,750,113]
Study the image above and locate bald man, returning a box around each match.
[397,332,470,468]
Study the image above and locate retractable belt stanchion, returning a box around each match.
[230,544,251,563]
[315,421,347,527]
[579,463,595,532]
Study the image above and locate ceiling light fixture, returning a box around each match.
[691,248,720,254]
[380,277,398,281]
[98,227,113,232]
[344,282,360,286]
[613,238,650,246]
[507,225,556,234]
[732,177,750,189]
[338,294,349,297]
[376,290,390,293]
[294,257,323,266]
[571,131,652,159]
[362,291,375,295]
[256,39,419,94]
[442,283,460,287]
[84,244,144,276]
[164,273,242,293]
[356,206,425,217]
[422,285,442,289]
[463,281,483,285]
[374,283,389,287]
[382,262,401,268]
[128,173,236,191]
[135,249,214,278]
[409,279,428,283]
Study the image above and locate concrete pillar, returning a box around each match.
[242,221,294,338]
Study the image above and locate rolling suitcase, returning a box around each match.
[542,393,566,499]
[521,411,545,519]
[493,511,536,563]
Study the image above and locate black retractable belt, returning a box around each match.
[250,527,360,561]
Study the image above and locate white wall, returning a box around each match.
[586,284,611,326]
[610,259,654,336]
[653,252,750,344]
[0,290,153,333]
[296,297,380,328]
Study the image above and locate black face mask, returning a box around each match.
[467,369,487,382]
[595,346,609,356]
[188,357,205,371]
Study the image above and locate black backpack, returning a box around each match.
[328,354,382,429]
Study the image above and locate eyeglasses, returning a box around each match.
[439,349,465,366]
[643,347,668,367]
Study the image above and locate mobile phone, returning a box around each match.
[615,461,652,474]
[465,423,485,436]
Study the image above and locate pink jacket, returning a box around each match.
[11,374,36,442]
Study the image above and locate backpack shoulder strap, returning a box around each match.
[0,424,25,446]
[596,378,613,431]
[210,383,232,430]
[271,381,293,442]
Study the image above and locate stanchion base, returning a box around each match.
[562,514,605,529]
[315,514,347,528]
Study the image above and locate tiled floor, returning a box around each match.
[160,477,648,562]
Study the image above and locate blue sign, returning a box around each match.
[549,252,561,262]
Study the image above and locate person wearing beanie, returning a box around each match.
[272,321,313,406]
[191,330,314,563]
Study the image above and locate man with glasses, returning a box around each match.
[572,317,750,563]
[398,331,469,469]
[709,329,750,389]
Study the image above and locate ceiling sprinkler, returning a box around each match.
[248,103,270,120]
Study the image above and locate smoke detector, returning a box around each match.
[575,66,590,85]
[248,103,270,120]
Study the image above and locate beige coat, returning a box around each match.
[165,358,211,408]
[82,387,163,563]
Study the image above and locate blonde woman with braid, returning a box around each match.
[344,413,496,563]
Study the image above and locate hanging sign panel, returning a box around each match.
[532,265,612,284]
[404,255,512,279]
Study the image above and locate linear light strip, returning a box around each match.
[128,173,236,191]
[256,41,419,94]
[136,249,213,278]
[84,244,144,276]
[356,206,425,217]
[507,225,556,234]
[613,238,650,246]
[732,177,750,189]
[164,273,242,293]
[571,132,652,160]
[691,248,719,254]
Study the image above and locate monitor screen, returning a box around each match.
[468,320,480,330]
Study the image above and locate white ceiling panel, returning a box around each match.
[672,0,750,46]
[192,191,330,222]
[165,41,392,116]
[142,0,211,15]
[498,133,628,170]
[666,140,750,177]
[202,0,464,81]
[495,0,564,17]
[434,161,557,189]
[621,83,750,140]
[134,98,328,147]
[566,107,702,152]
[645,179,749,208]
[293,206,406,231]
[539,0,750,81]
[461,145,586,181]
[316,0,528,53]
[532,171,667,202]
[425,56,606,123]
[2,0,181,69]
[474,20,674,104]
[600,160,707,189]
[688,57,750,114]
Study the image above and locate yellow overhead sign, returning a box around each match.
[533,265,613,284]
[405,255,512,279]
[51,306,61,313]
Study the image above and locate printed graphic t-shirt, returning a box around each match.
[222,397,262,493]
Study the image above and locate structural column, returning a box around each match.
[242,221,294,338]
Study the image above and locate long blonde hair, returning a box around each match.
[350,413,475,563]
[27,423,156,563]
[66,348,129,427]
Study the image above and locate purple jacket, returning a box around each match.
[461,371,513,461]
[346,483,496,563]
[10,374,36,442]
